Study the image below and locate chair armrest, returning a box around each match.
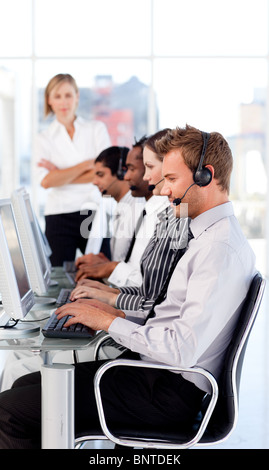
[92,331,110,360]
[94,358,218,449]
[92,331,127,360]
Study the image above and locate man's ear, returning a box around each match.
[205,164,214,180]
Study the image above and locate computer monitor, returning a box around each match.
[11,188,55,304]
[37,216,52,260]
[0,199,39,336]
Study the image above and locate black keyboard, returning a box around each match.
[56,288,72,306]
[65,271,76,286]
[63,260,77,272]
[42,311,94,339]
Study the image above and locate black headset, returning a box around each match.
[116,147,128,180]
[193,131,212,187]
[172,131,212,206]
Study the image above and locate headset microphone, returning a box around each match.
[172,183,196,206]
[102,178,117,195]
[148,178,164,191]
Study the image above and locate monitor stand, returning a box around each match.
[0,321,40,339]
[32,295,56,309]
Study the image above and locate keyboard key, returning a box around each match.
[56,288,72,306]
[42,312,94,339]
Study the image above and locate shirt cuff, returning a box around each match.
[108,316,141,350]
[107,261,142,287]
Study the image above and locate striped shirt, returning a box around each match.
[115,206,189,312]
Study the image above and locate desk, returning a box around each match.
[0,267,99,449]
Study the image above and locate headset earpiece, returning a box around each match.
[193,166,212,187]
[172,131,212,206]
[116,147,128,180]
[193,132,212,187]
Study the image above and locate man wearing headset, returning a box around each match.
[76,145,145,266]
[75,137,168,286]
[0,125,256,448]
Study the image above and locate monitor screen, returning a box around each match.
[24,196,48,276]
[1,203,30,299]
[11,188,51,295]
[36,217,52,259]
[0,199,34,326]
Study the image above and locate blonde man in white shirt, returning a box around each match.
[0,125,256,449]
[35,73,111,266]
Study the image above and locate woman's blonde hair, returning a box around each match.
[144,128,171,161]
[44,73,79,117]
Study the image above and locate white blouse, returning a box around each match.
[35,116,111,215]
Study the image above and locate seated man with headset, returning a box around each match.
[79,145,145,265]
[0,145,144,392]
[75,137,168,287]
[0,125,256,448]
[70,128,187,317]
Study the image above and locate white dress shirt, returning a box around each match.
[109,191,145,261]
[108,195,169,287]
[108,202,256,392]
[84,196,116,255]
[35,116,111,215]
[85,192,145,259]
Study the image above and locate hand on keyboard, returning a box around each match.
[55,298,125,334]
[42,307,94,339]
[56,288,72,306]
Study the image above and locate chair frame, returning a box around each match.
[75,273,265,449]
[92,332,126,361]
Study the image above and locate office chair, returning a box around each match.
[93,332,126,360]
[75,272,265,449]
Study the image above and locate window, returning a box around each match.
[0,0,32,56]
[34,0,152,57]
[153,0,268,56]
[154,57,267,246]
[0,0,268,274]
[36,59,152,146]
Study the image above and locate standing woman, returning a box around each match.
[35,73,111,266]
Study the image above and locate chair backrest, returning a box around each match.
[201,271,265,443]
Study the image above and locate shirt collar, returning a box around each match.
[73,115,84,129]
[118,190,133,205]
[144,195,169,216]
[47,116,83,137]
[115,191,134,214]
[190,201,234,239]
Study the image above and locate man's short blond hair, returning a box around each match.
[155,124,233,193]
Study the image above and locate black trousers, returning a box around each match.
[45,210,95,266]
[0,352,205,449]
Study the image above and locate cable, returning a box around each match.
[0,319,19,329]
[19,315,51,323]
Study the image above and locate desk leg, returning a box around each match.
[41,363,74,449]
